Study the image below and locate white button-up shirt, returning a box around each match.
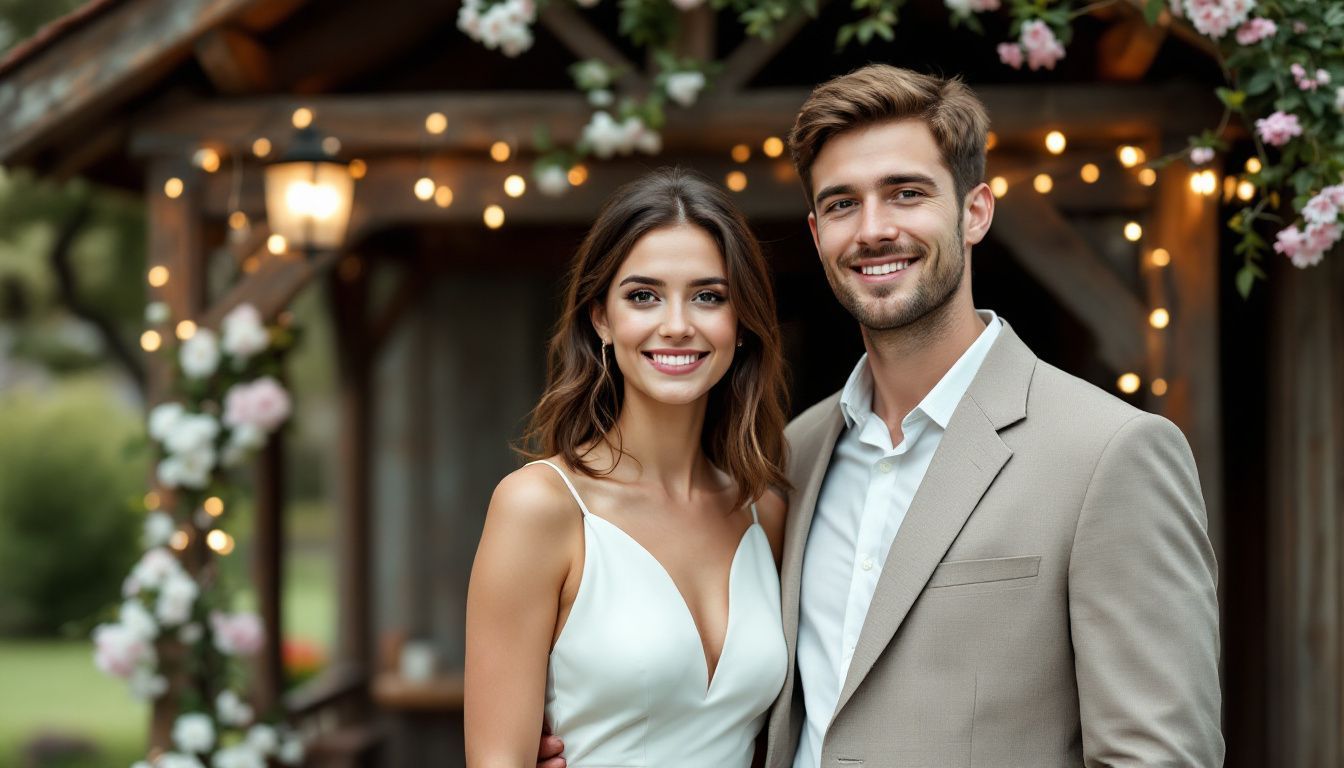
[792,311,1002,768]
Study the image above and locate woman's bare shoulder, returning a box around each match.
[487,460,586,536]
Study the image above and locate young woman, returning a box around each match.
[465,167,790,767]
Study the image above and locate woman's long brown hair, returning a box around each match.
[520,167,789,510]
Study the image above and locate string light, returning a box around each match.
[1117,146,1145,168]
[206,529,235,555]
[484,205,505,229]
[434,185,454,208]
[990,176,1008,198]
[291,108,313,129]
[762,137,785,158]
[193,148,221,173]
[726,171,748,192]
[144,492,161,510]
[425,112,448,135]
[267,234,287,255]
[349,159,367,179]
[1045,131,1067,155]
[504,175,527,198]
[414,177,435,201]
[1080,163,1100,184]
[228,211,248,230]
[1237,180,1256,201]
[1033,173,1053,194]
[1245,157,1262,174]
[1149,308,1170,329]
[1124,221,1143,242]
[1150,248,1171,267]
[252,138,272,158]
[204,497,225,516]
[175,320,197,340]
[731,144,751,163]
[170,530,190,551]
[490,141,511,162]
[321,137,342,155]
[163,178,184,199]
[1151,378,1169,396]
[1117,373,1141,394]
[568,165,588,186]
[141,331,162,352]
[1189,170,1218,196]
[147,266,170,287]
[1137,168,1157,186]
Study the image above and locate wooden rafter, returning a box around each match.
[714,0,833,94]
[194,25,276,95]
[538,3,645,92]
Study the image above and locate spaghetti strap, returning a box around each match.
[526,460,593,516]
[749,502,759,525]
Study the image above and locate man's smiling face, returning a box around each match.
[807,118,979,332]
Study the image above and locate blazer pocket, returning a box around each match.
[926,555,1041,589]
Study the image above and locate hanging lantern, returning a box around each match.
[264,125,356,256]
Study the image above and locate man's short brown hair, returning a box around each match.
[789,64,990,209]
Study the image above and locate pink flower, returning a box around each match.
[1304,221,1341,254]
[211,610,266,656]
[1020,20,1066,71]
[223,377,292,434]
[94,623,154,679]
[1303,190,1340,225]
[997,42,1024,70]
[1322,184,1344,208]
[1293,21,1307,34]
[1182,0,1254,39]
[1256,111,1302,146]
[1235,17,1276,45]
[1190,147,1215,165]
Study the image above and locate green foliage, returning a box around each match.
[0,381,145,636]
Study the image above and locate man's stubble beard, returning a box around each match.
[825,225,966,336]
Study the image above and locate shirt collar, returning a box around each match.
[839,310,1003,431]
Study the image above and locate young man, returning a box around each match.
[766,64,1223,766]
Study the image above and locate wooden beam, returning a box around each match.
[251,430,285,716]
[199,245,338,327]
[1096,11,1168,81]
[714,0,831,94]
[194,25,276,95]
[537,3,645,93]
[990,189,1148,373]
[128,84,1219,160]
[672,5,716,62]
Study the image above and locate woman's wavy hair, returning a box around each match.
[520,167,790,509]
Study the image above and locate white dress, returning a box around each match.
[530,460,787,768]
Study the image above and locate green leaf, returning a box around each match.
[1236,265,1257,299]
[1216,87,1246,112]
[1143,0,1165,24]
[1244,68,1276,96]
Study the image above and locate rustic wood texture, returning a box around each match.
[251,430,286,716]
[1096,11,1168,81]
[537,3,644,93]
[194,25,276,95]
[1268,249,1344,768]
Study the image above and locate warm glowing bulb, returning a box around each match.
[170,530,189,551]
[144,492,161,510]
[175,320,197,340]
[731,144,751,163]
[141,330,162,352]
[484,204,505,229]
[349,159,367,179]
[504,174,527,198]
[163,178,184,199]
[1189,169,1218,196]
[762,137,785,158]
[1149,308,1170,329]
[1117,145,1145,168]
[1117,373,1141,394]
[321,136,341,156]
[986,131,998,151]
[252,138,272,158]
[1138,168,1157,186]
[1237,180,1255,201]
[568,165,588,186]
[425,112,448,135]
[1245,157,1262,174]
[434,185,454,208]
[194,148,221,173]
[1124,221,1143,242]
[1045,131,1067,155]
[267,234,287,255]
[1033,173,1053,194]
[292,108,313,129]
[1080,163,1100,183]
[490,141,511,162]
[990,176,1008,198]
[203,497,224,516]
[147,266,170,287]
[414,177,436,201]
[228,211,248,230]
[206,529,233,554]
[1151,248,1171,267]
[1151,378,1169,396]
[726,171,748,192]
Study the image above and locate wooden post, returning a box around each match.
[252,430,285,715]
[1267,249,1344,767]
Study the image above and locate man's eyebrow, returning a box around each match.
[814,183,855,206]
[617,276,729,287]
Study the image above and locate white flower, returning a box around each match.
[212,743,265,768]
[497,22,533,57]
[179,329,221,379]
[93,622,155,679]
[158,445,217,490]
[172,713,216,753]
[149,402,186,443]
[223,378,292,434]
[277,734,305,766]
[216,690,255,727]
[635,128,662,155]
[130,548,183,591]
[134,761,152,768]
[156,572,200,626]
[535,166,569,197]
[619,117,647,154]
[163,412,220,455]
[571,60,611,90]
[1190,146,1215,165]
[146,302,171,324]
[664,71,706,108]
[144,511,176,548]
[119,599,159,641]
[1336,86,1344,114]
[246,724,279,755]
[128,667,168,699]
[159,753,206,768]
[587,88,613,107]
[582,111,624,158]
[221,304,269,363]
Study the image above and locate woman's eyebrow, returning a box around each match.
[618,276,728,287]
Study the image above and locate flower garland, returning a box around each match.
[93,302,305,768]
[458,0,1341,295]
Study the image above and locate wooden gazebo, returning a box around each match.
[2,0,1341,765]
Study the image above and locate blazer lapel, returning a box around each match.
[830,324,1035,720]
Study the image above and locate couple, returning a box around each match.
[465,65,1224,767]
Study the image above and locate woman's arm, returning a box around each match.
[465,466,582,768]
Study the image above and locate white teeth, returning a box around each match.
[651,354,699,366]
[859,259,911,275]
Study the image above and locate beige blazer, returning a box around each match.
[765,324,1223,768]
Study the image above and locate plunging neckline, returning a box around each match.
[583,513,757,695]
